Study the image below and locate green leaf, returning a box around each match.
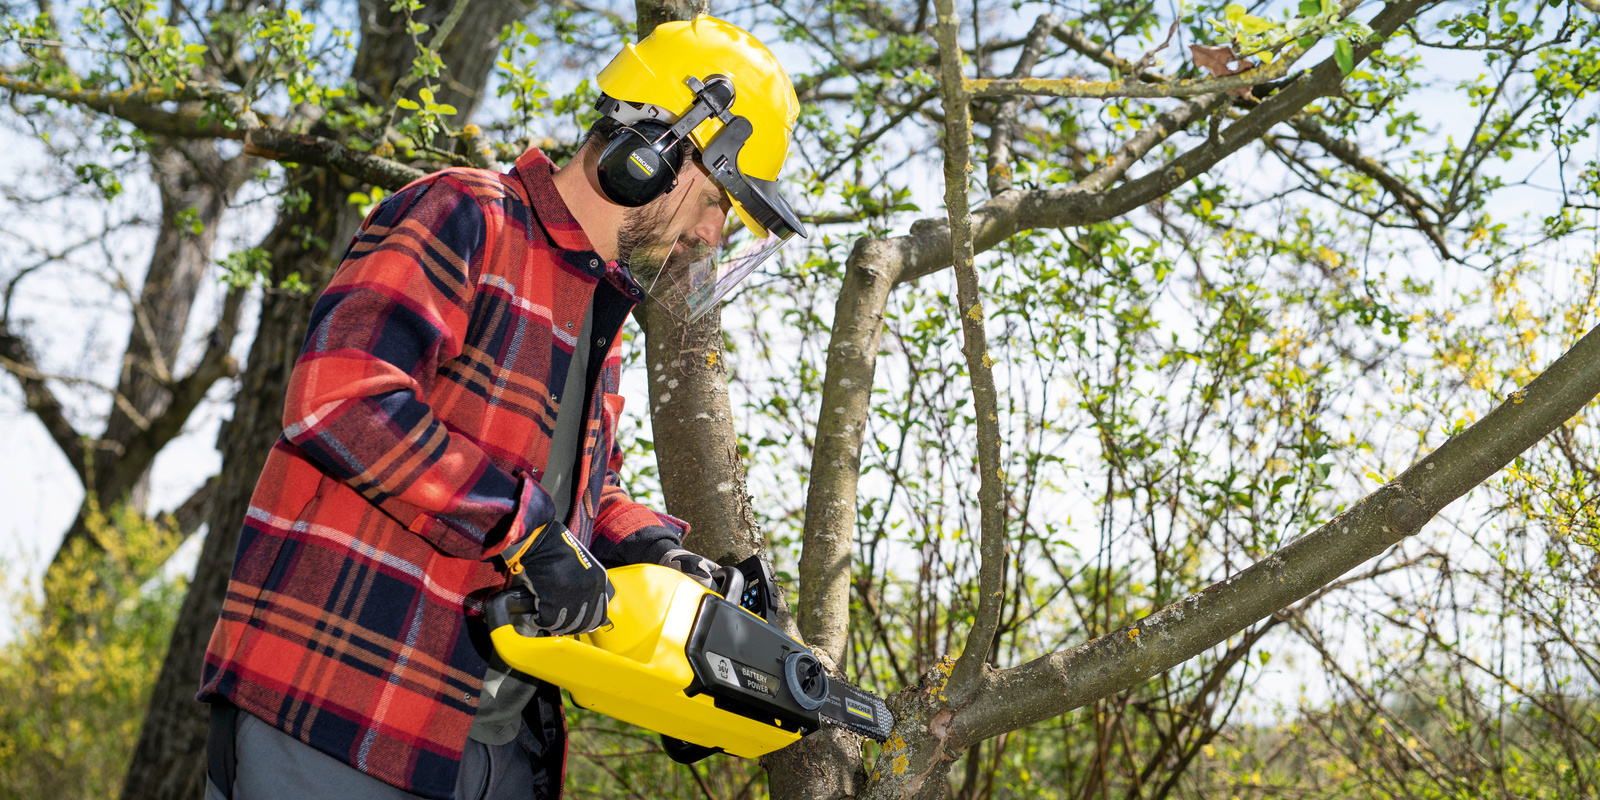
[396,97,420,110]
[1238,13,1273,35]
[1334,38,1354,75]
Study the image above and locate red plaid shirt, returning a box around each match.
[199,150,682,798]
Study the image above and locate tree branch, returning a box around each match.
[1276,115,1453,258]
[165,473,219,540]
[1051,23,1142,77]
[955,319,1600,744]
[1076,91,1232,194]
[932,0,1007,703]
[0,318,87,480]
[965,53,1301,100]
[985,14,1056,195]
[0,73,254,137]
[242,128,426,190]
[0,74,427,189]
[894,0,1427,286]
[105,285,245,496]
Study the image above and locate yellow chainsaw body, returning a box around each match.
[488,563,804,758]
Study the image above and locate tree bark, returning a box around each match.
[640,304,765,563]
[47,138,252,580]
[118,165,359,800]
[862,320,1600,799]
[628,0,768,569]
[120,2,534,796]
[798,239,900,665]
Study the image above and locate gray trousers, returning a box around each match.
[205,709,536,800]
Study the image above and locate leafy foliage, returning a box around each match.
[0,505,184,800]
[4,0,1600,796]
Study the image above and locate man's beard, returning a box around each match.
[616,201,717,298]
[616,201,678,290]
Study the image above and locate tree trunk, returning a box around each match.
[48,139,250,578]
[119,164,359,800]
[119,2,533,796]
[640,303,765,563]
[627,2,873,798]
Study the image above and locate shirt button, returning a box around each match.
[596,337,606,346]
[550,393,558,401]
[565,321,573,330]
[589,258,599,268]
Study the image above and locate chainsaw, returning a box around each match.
[486,555,894,763]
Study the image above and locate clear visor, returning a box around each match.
[630,227,796,322]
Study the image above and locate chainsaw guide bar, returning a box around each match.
[817,677,895,742]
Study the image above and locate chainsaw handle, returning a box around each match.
[712,565,746,605]
[486,585,539,632]
[491,565,746,636]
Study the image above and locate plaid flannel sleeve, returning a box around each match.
[282,180,553,560]
[590,432,689,567]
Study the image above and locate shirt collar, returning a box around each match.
[514,148,599,254]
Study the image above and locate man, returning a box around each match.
[198,15,805,800]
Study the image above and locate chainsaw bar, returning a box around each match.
[818,677,894,742]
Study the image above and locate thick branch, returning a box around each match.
[933,0,1007,702]
[798,240,900,665]
[0,319,87,479]
[0,74,253,137]
[955,321,1600,743]
[0,74,426,189]
[103,285,245,498]
[243,128,426,190]
[965,53,1300,100]
[166,474,219,539]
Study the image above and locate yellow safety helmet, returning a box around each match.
[596,15,803,240]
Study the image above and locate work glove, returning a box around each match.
[501,521,613,636]
[659,548,720,591]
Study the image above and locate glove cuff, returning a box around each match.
[491,472,557,566]
[502,523,547,576]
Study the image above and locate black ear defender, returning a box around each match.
[596,119,683,207]
[594,76,738,208]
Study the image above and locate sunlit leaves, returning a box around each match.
[1206,0,1373,64]
[494,20,550,138]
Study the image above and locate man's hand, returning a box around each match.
[659,548,720,590]
[509,523,613,635]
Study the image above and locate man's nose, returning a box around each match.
[689,205,728,250]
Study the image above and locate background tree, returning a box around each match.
[3,0,1599,798]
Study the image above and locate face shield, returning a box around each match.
[628,224,795,323]
[604,76,807,322]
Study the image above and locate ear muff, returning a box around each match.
[596,120,684,207]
